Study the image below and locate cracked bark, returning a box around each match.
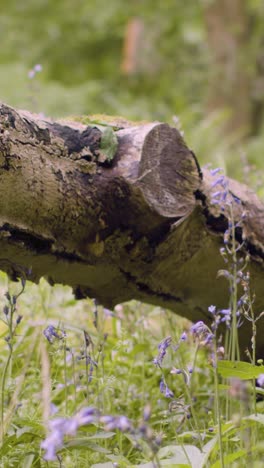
[0,103,264,357]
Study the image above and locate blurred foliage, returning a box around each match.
[0,0,263,188]
[0,0,207,119]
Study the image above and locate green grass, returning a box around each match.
[0,270,264,467]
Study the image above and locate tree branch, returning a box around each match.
[0,103,264,356]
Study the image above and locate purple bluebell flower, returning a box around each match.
[211,175,225,188]
[143,404,151,421]
[28,70,35,79]
[170,367,182,375]
[43,325,65,344]
[210,168,221,176]
[158,336,172,351]
[159,378,166,394]
[208,305,216,315]
[159,378,174,398]
[100,415,133,432]
[231,194,241,204]
[180,332,187,341]
[50,403,58,415]
[204,333,214,345]
[190,321,214,345]
[117,416,132,431]
[34,64,42,72]
[16,315,23,324]
[210,171,229,209]
[154,336,172,367]
[165,386,174,398]
[190,321,207,338]
[257,374,264,387]
[41,407,98,460]
[41,429,63,460]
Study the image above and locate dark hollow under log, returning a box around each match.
[0,103,264,357]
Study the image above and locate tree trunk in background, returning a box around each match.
[204,0,252,136]
[1,103,264,357]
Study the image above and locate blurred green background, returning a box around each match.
[0,0,264,189]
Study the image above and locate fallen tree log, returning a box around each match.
[0,103,264,357]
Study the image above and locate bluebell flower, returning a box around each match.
[190,321,207,338]
[210,168,221,176]
[211,175,225,188]
[117,416,132,431]
[257,374,264,387]
[158,336,172,351]
[143,404,151,421]
[208,305,216,315]
[100,415,133,432]
[159,378,166,394]
[43,325,65,344]
[16,315,23,324]
[41,428,63,461]
[159,378,174,398]
[180,332,187,341]
[165,386,174,398]
[170,367,182,375]
[41,407,98,460]
[154,336,172,366]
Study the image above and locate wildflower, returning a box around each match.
[50,403,58,415]
[217,346,225,359]
[165,386,174,398]
[158,336,172,352]
[232,194,241,204]
[41,407,98,460]
[208,305,216,315]
[41,428,63,461]
[43,325,64,344]
[154,336,172,367]
[5,292,11,301]
[219,308,232,327]
[143,403,151,421]
[159,378,174,398]
[210,171,229,209]
[170,367,182,375]
[211,175,225,188]
[117,415,132,431]
[180,332,187,341]
[257,374,264,388]
[28,63,42,79]
[190,321,208,339]
[159,378,166,394]
[104,308,115,317]
[210,168,221,176]
[34,64,42,73]
[16,315,23,325]
[100,415,133,432]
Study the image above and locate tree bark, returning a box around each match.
[0,103,264,357]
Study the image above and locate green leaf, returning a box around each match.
[98,126,118,163]
[22,453,40,468]
[217,360,264,379]
[87,431,115,440]
[210,449,248,468]
[157,444,202,466]
[63,439,110,453]
[245,413,264,425]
